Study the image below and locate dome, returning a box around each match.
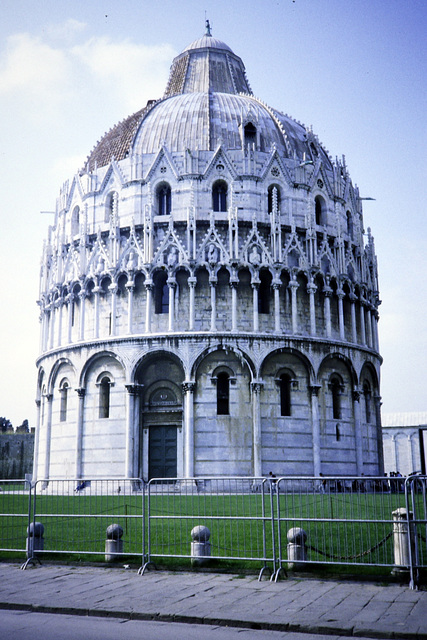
[85,29,331,172]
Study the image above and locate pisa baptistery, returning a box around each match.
[33,26,383,482]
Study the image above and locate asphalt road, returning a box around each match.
[0,609,375,640]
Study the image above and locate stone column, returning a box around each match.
[209,277,217,332]
[109,283,117,336]
[307,281,317,336]
[273,281,281,333]
[350,293,357,343]
[75,388,85,480]
[126,282,135,334]
[188,276,196,330]
[67,294,73,344]
[79,290,86,341]
[43,393,53,481]
[252,281,259,332]
[33,399,41,482]
[57,300,63,347]
[366,307,373,348]
[309,385,321,476]
[337,289,345,341]
[353,390,364,475]
[49,304,55,350]
[125,385,140,478]
[230,278,238,332]
[167,277,176,332]
[373,312,380,352]
[289,278,299,335]
[359,299,366,345]
[251,381,263,477]
[323,287,332,339]
[93,286,101,339]
[374,394,384,474]
[145,280,153,333]
[371,311,377,351]
[183,381,196,478]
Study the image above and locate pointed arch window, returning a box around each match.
[315,196,326,226]
[71,206,80,237]
[363,382,372,423]
[154,271,169,314]
[268,184,281,214]
[99,376,112,419]
[280,374,292,417]
[329,375,343,420]
[59,380,69,422]
[346,210,354,240]
[156,183,171,215]
[244,122,257,148]
[217,372,230,415]
[258,270,271,314]
[105,191,118,223]
[212,180,228,212]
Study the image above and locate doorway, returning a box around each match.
[148,425,177,479]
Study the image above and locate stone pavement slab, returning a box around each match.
[0,562,426,639]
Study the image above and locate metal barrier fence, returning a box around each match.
[139,477,275,580]
[23,478,144,568]
[272,476,425,582]
[0,479,31,555]
[0,475,425,587]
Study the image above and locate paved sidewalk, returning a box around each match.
[0,562,426,639]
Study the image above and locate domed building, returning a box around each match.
[33,25,383,482]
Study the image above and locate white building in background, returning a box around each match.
[33,25,383,482]
[382,413,427,476]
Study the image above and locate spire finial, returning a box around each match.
[205,18,212,36]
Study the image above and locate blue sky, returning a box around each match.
[0,0,426,427]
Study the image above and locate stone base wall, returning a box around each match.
[0,433,34,479]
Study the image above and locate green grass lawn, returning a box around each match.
[1,483,425,577]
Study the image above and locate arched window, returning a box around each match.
[217,372,230,415]
[280,373,292,417]
[329,375,342,420]
[156,183,171,215]
[99,376,111,419]
[244,122,257,147]
[346,211,354,240]
[315,196,326,226]
[59,380,69,422]
[268,185,281,214]
[258,270,271,314]
[154,271,169,314]
[363,382,372,423]
[105,191,118,223]
[71,206,80,237]
[212,180,228,212]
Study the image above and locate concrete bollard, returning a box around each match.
[191,525,211,567]
[392,508,415,574]
[287,527,307,570]
[105,523,124,562]
[26,522,44,558]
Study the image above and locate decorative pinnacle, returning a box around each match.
[205,18,212,36]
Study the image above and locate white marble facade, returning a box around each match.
[382,413,427,476]
[34,27,383,482]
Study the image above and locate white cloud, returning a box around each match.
[45,18,87,43]
[71,37,176,112]
[0,33,69,97]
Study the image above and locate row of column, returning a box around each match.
[41,280,379,353]
[34,380,381,482]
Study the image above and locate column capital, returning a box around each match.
[188,276,197,287]
[35,399,41,408]
[125,384,143,396]
[352,389,361,402]
[309,384,321,397]
[182,381,196,394]
[43,392,53,402]
[307,283,317,294]
[251,380,264,394]
[75,387,86,398]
